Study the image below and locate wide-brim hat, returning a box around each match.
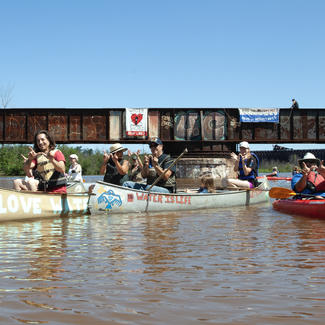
[69,153,79,161]
[110,143,127,154]
[298,152,320,168]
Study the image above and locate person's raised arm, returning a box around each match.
[294,161,309,192]
[100,151,110,174]
[111,153,129,175]
[47,150,65,174]
[24,146,36,176]
[141,155,150,178]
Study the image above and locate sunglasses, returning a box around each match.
[149,143,158,148]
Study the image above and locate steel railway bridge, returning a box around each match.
[1,107,324,158]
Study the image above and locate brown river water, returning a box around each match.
[0,176,325,324]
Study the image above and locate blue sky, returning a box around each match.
[1,0,325,152]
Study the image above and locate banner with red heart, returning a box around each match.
[126,108,148,136]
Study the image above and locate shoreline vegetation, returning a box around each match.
[0,144,295,177]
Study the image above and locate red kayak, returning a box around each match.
[258,176,292,181]
[273,199,325,218]
[266,176,292,181]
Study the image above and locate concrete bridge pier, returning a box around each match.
[176,158,237,189]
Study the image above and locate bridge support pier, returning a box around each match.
[176,158,237,188]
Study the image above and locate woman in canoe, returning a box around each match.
[128,149,144,182]
[67,153,83,182]
[23,130,67,193]
[100,143,129,186]
[226,141,259,189]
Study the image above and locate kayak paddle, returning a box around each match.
[269,187,320,199]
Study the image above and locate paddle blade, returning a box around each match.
[269,187,296,199]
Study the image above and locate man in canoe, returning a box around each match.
[291,152,325,199]
[24,130,67,193]
[226,141,259,189]
[123,137,176,193]
[100,143,129,186]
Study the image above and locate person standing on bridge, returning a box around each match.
[291,98,299,110]
[123,137,176,193]
[226,141,259,189]
[100,143,129,186]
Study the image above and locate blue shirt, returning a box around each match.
[198,187,209,193]
[291,173,325,197]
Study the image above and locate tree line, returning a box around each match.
[0,145,107,176]
[0,144,294,177]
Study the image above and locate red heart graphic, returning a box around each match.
[131,114,143,125]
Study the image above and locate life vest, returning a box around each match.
[307,171,325,192]
[36,152,67,190]
[238,152,259,181]
[103,158,129,185]
[147,154,176,192]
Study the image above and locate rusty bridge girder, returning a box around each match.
[1,108,324,156]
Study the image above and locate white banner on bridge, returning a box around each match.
[239,108,279,123]
[125,108,148,136]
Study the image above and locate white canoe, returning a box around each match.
[0,185,91,222]
[89,177,270,214]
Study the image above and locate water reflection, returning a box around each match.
[141,213,180,275]
[0,202,325,323]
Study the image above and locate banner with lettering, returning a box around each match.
[239,108,279,123]
[125,108,148,136]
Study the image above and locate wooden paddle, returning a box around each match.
[269,187,319,199]
[145,148,188,212]
[146,148,188,192]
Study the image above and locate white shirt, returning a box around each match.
[68,163,82,182]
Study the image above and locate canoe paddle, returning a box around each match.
[269,187,319,199]
[145,148,188,212]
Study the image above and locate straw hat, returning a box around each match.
[298,152,320,168]
[109,143,127,154]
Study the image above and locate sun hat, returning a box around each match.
[298,152,320,168]
[69,154,78,161]
[239,141,250,149]
[109,143,127,154]
[149,137,163,146]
